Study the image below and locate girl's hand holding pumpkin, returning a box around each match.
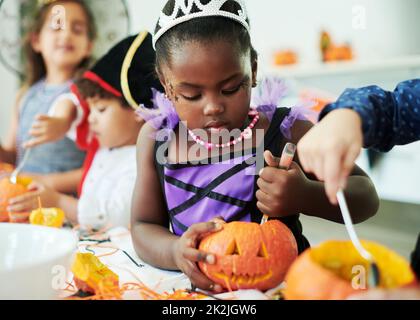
[171,219,225,293]
[256,150,310,218]
[7,181,59,213]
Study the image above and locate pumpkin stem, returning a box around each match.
[37,196,42,210]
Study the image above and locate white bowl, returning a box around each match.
[0,223,78,300]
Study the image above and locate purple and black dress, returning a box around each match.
[138,78,316,253]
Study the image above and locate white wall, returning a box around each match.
[126,0,163,33]
[0,0,19,141]
[127,0,420,64]
[0,64,17,141]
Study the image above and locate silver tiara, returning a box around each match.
[153,0,250,49]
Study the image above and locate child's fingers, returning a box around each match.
[27,181,43,192]
[296,141,311,172]
[323,154,342,205]
[258,167,278,183]
[7,198,37,212]
[185,221,223,240]
[298,140,319,175]
[23,137,48,149]
[323,144,359,205]
[182,247,216,264]
[23,139,40,149]
[209,216,226,226]
[255,189,272,204]
[9,191,40,206]
[287,161,302,172]
[312,156,325,182]
[264,150,279,167]
[31,115,50,131]
[35,114,51,121]
[27,183,39,192]
[184,262,222,293]
[29,127,46,138]
[341,145,361,180]
[256,201,271,216]
[30,121,44,130]
[7,203,28,213]
[256,177,272,192]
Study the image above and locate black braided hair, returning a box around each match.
[155,0,258,74]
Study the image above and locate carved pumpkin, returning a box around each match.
[0,178,29,222]
[198,220,298,291]
[30,208,65,228]
[284,240,417,300]
[71,253,119,295]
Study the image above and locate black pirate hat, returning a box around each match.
[83,31,162,108]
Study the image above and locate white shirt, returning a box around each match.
[77,146,137,230]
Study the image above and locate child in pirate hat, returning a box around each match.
[8,31,163,229]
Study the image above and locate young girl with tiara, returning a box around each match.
[0,0,95,193]
[131,0,380,293]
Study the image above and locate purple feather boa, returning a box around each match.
[252,77,317,139]
[136,88,179,140]
[136,78,317,140]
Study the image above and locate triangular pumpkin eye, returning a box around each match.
[226,240,240,255]
[257,243,268,258]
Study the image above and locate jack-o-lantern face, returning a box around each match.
[198,220,298,291]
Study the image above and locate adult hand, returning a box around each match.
[297,109,363,204]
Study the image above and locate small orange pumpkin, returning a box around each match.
[30,207,65,228]
[71,253,119,295]
[0,178,30,222]
[284,240,417,300]
[198,220,298,292]
[274,50,298,66]
[324,45,353,62]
